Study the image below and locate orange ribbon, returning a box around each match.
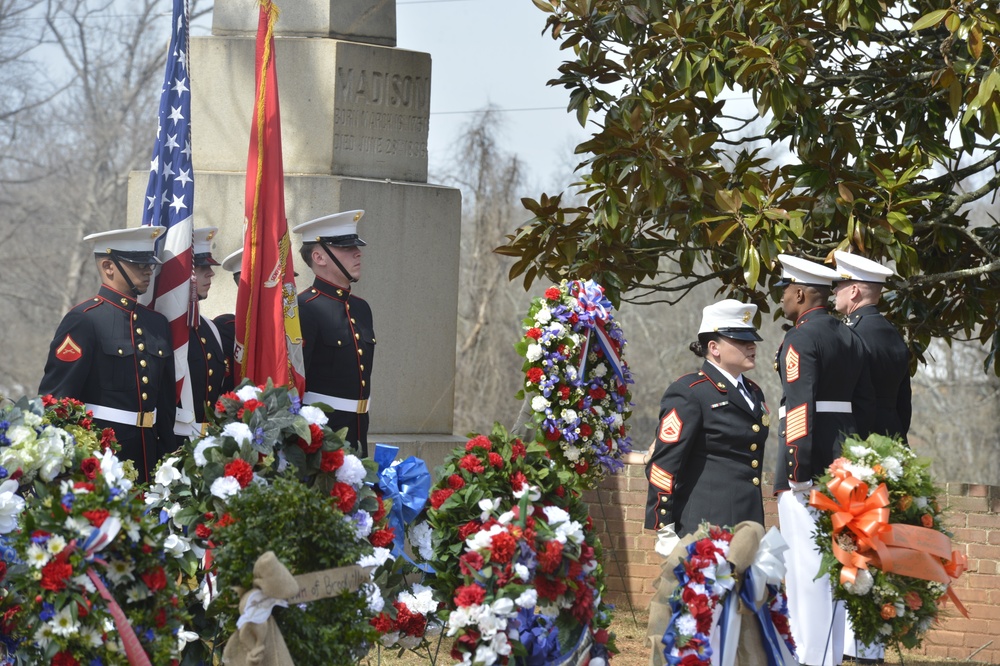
[810,471,969,617]
[809,470,889,584]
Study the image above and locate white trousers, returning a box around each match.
[844,617,884,660]
[777,491,844,666]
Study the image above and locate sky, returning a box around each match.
[394,0,591,189]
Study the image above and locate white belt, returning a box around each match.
[303,391,370,414]
[777,401,852,419]
[87,404,157,429]
[174,421,208,438]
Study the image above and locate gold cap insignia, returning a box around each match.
[742,310,751,323]
[354,212,363,221]
[150,228,163,239]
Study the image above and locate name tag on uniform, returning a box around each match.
[710,401,729,409]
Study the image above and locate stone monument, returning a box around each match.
[127,0,464,468]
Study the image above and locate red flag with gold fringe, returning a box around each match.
[234,0,305,395]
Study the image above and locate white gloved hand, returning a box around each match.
[654,522,680,557]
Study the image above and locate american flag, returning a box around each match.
[141,0,196,424]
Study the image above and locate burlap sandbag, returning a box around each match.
[646,521,768,666]
[222,551,300,666]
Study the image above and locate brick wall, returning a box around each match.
[585,454,1000,664]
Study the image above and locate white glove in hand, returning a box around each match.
[655,522,680,557]
[789,479,813,506]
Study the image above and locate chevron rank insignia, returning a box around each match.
[786,403,808,443]
[55,334,83,362]
[785,345,800,383]
[649,463,673,493]
[658,409,683,444]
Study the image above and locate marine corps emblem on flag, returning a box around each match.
[55,334,82,362]
[785,345,800,382]
[658,409,682,444]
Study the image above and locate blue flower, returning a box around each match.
[39,602,55,622]
[0,467,7,479]
[61,493,76,509]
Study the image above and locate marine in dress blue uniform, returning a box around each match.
[772,254,876,666]
[834,251,911,442]
[645,300,770,542]
[39,226,175,482]
[293,210,375,456]
[174,228,228,445]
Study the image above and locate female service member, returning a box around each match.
[644,299,770,553]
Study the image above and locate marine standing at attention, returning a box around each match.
[39,226,176,482]
[293,210,375,456]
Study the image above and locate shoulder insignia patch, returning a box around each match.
[658,409,683,444]
[786,403,808,443]
[785,345,800,383]
[649,464,673,493]
[55,334,83,362]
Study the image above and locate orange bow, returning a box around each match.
[809,470,889,584]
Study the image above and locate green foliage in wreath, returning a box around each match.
[211,475,376,666]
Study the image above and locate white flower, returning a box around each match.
[531,396,550,412]
[676,613,698,636]
[299,405,328,426]
[0,480,26,534]
[548,322,565,337]
[359,547,393,569]
[154,457,184,486]
[514,563,530,581]
[235,385,261,402]
[844,461,874,483]
[543,506,571,526]
[593,363,607,378]
[408,521,434,561]
[350,510,373,539]
[914,496,928,509]
[881,456,903,481]
[222,422,253,446]
[556,520,585,545]
[335,455,366,486]
[363,583,385,614]
[193,436,220,466]
[163,533,191,558]
[198,572,218,610]
[73,574,96,594]
[591,658,607,666]
[478,498,501,521]
[400,584,437,614]
[26,542,50,568]
[492,597,515,617]
[99,449,132,493]
[563,445,581,462]
[210,476,241,500]
[49,605,80,637]
[535,307,552,324]
[525,344,544,362]
[46,534,67,555]
[843,568,874,595]
[81,625,103,648]
[105,558,135,584]
[177,628,200,652]
[515,588,537,608]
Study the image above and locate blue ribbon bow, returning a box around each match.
[374,443,432,571]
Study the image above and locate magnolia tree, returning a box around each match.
[500,0,1000,371]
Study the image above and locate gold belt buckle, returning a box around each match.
[136,411,154,428]
[356,399,369,414]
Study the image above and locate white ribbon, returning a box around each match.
[236,589,290,629]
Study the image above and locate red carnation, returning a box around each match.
[510,471,527,492]
[319,449,345,472]
[571,582,595,624]
[370,612,395,633]
[40,558,73,592]
[82,509,110,527]
[370,527,396,548]
[574,460,589,475]
[79,457,100,480]
[526,367,545,384]
[73,481,95,492]
[330,482,358,513]
[525,327,542,340]
[538,540,564,574]
[558,385,571,401]
[454,584,486,607]
[224,458,254,488]
[372,494,387,523]
[195,523,212,539]
[51,652,80,666]
[488,452,503,468]
[451,630,481,661]
[594,628,609,644]
[545,428,561,441]
[448,474,466,490]
[465,435,492,452]
[42,394,56,406]
[457,520,481,540]
[459,551,485,576]
[298,423,324,454]
[511,440,526,459]
[458,454,485,474]
[0,604,19,635]
[155,607,167,628]
[490,531,517,563]
[140,566,167,592]
[589,387,607,400]
[534,575,568,601]
[237,398,264,419]
[579,423,593,438]
[394,601,428,636]
[430,488,455,510]
[100,428,116,450]
[544,287,561,301]
[216,512,235,528]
